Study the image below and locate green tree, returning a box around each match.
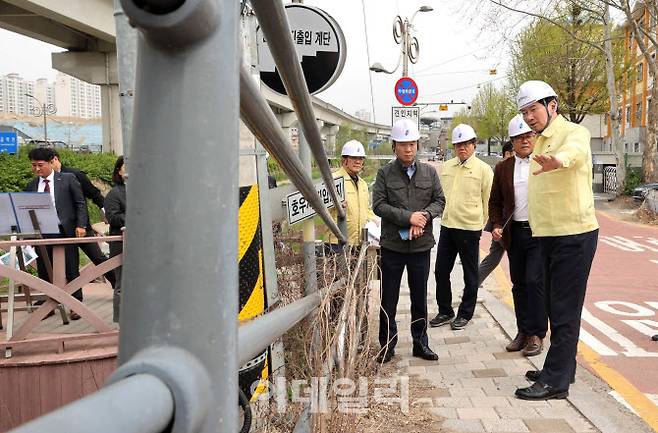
[469,83,517,143]
[508,3,626,124]
[335,124,369,156]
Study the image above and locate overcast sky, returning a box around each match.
[0,0,530,124]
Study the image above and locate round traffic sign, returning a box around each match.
[395,77,418,106]
[257,4,346,96]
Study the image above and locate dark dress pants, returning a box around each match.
[435,226,481,320]
[36,231,82,301]
[79,227,116,288]
[109,240,123,322]
[538,229,598,390]
[507,222,547,338]
[478,238,505,286]
[379,248,431,351]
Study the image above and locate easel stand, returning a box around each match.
[3,211,68,358]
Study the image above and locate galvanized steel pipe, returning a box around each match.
[117,1,239,433]
[238,291,322,365]
[240,65,347,243]
[9,375,174,433]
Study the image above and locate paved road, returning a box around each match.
[480,201,658,430]
[579,203,658,422]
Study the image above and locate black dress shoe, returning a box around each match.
[515,381,568,400]
[525,370,575,384]
[450,317,469,330]
[412,344,439,361]
[376,349,395,364]
[429,313,454,327]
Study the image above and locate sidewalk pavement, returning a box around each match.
[381,227,654,433]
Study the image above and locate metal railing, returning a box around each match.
[8,0,354,432]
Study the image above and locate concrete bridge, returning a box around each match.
[0,0,391,154]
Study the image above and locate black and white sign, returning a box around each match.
[285,177,345,225]
[392,106,420,132]
[257,4,346,95]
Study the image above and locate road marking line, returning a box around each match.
[582,308,658,357]
[579,344,658,431]
[650,260,658,265]
[609,390,638,415]
[488,246,658,430]
[621,319,658,338]
[579,328,618,356]
[597,209,658,231]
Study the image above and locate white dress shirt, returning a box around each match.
[513,155,530,221]
[38,170,56,208]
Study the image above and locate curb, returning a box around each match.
[479,285,655,433]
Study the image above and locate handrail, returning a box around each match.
[0,236,123,248]
[238,290,323,365]
[240,65,347,243]
[250,0,346,220]
[8,374,174,433]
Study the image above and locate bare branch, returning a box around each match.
[489,0,608,54]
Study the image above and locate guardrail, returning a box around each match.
[6,1,355,432]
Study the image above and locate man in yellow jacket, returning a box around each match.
[514,80,598,401]
[329,140,378,247]
[430,124,493,331]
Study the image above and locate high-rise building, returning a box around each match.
[0,72,101,120]
[0,73,35,115]
[34,78,55,109]
[54,72,101,119]
[354,109,372,122]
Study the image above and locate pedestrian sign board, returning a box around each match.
[392,106,420,132]
[394,76,418,106]
[285,177,345,225]
[257,4,346,95]
[0,132,18,154]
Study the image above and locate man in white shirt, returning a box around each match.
[25,147,88,319]
[488,115,547,356]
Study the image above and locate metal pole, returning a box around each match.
[239,64,347,243]
[402,19,409,77]
[250,0,345,219]
[42,104,47,144]
[117,1,239,433]
[113,0,137,160]
[8,374,174,433]
[299,129,317,294]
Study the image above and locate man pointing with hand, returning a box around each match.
[514,80,599,401]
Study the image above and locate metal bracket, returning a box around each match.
[107,346,211,433]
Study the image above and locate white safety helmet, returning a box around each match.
[516,80,558,111]
[341,139,366,157]
[508,114,533,138]
[391,118,420,142]
[451,124,477,144]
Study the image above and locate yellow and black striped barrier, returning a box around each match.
[237,185,269,400]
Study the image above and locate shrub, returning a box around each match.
[0,147,119,224]
[624,167,642,195]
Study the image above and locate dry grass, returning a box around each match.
[258,235,444,432]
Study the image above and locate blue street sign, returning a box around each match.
[0,132,18,154]
[394,77,419,106]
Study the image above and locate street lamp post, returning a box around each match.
[25,93,57,145]
[369,6,433,77]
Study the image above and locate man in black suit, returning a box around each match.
[25,148,88,319]
[51,150,116,288]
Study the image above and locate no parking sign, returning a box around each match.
[394,77,418,106]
